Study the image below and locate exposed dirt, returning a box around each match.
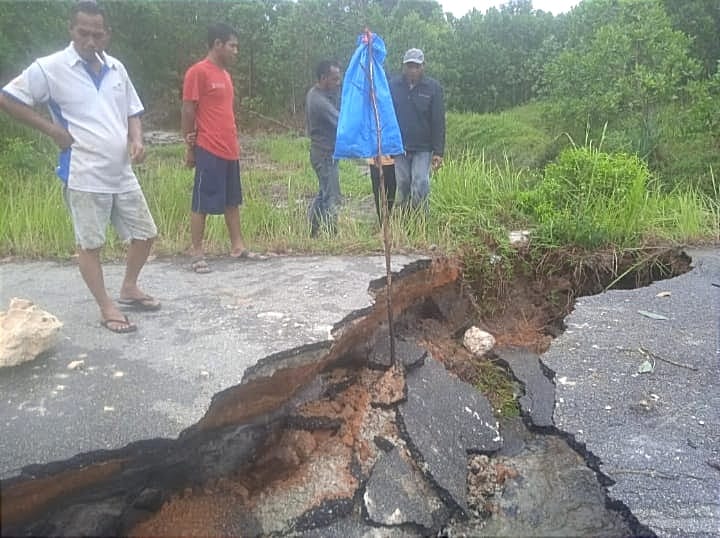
[463,246,691,355]
[127,246,691,537]
[121,118,707,536]
[129,367,403,536]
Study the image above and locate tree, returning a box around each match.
[271,0,362,114]
[685,64,720,144]
[229,1,274,104]
[663,0,720,76]
[440,2,558,112]
[543,0,699,154]
[0,1,70,84]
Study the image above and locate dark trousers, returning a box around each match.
[370,164,396,222]
[309,146,341,236]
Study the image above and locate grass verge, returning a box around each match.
[1,132,717,259]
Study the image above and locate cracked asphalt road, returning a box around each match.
[542,249,720,537]
[0,254,417,479]
[2,248,718,538]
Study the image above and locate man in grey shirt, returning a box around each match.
[306,60,341,236]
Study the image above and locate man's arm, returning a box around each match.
[0,93,73,149]
[127,115,145,164]
[181,100,197,167]
[325,98,339,130]
[121,66,145,164]
[430,82,445,170]
[311,94,339,130]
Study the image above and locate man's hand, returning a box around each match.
[49,124,73,150]
[129,139,145,164]
[185,145,195,168]
[183,131,196,168]
[431,155,443,171]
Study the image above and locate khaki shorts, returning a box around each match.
[63,187,158,250]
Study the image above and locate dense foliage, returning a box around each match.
[1,0,716,117]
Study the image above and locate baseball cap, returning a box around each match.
[403,48,424,64]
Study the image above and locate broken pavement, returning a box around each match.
[1,250,718,537]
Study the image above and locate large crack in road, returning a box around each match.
[2,250,717,537]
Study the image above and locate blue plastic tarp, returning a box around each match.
[334,33,403,160]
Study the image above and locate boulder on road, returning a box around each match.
[0,298,62,368]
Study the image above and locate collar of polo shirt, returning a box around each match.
[64,42,118,70]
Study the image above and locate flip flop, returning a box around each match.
[191,257,212,274]
[118,295,162,311]
[101,315,137,334]
[231,250,267,261]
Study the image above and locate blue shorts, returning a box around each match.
[192,145,243,215]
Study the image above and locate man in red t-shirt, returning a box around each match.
[182,22,259,273]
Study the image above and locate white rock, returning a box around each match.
[462,326,496,357]
[0,298,62,368]
[67,360,85,370]
[508,230,531,245]
[557,376,577,386]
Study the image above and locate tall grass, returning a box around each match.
[0,127,717,259]
[140,138,379,256]
[651,169,720,244]
[709,168,720,242]
[0,174,75,257]
[430,153,532,248]
[519,143,718,248]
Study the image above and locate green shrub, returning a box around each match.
[520,147,653,247]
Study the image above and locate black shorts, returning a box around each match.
[370,163,396,221]
[192,145,242,214]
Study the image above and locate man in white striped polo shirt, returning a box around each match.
[0,1,160,334]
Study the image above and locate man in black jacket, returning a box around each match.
[389,48,445,212]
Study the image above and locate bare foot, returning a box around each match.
[190,257,212,274]
[101,315,137,333]
[230,245,247,258]
[119,284,161,310]
[100,304,137,333]
[119,284,151,302]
